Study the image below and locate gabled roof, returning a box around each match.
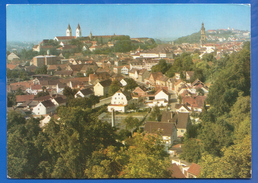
[186,71,194,77]
[67,64,84,71]
[187,163,201,177]
[175,104,191,111]
[144,121,175,136]
[155,88,169,95]
[79,88,93,96]
[168,164,186,178]
[41,100,55,108]
[98,79,112,87]
[150,72,163,80]
[53,96,66,105]
[160,111,177,123]
[16,95,35,103]
[177,113,190,129]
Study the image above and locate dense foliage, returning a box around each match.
[179,42,251,178]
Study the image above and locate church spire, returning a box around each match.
[77,23,81,30]
[66,24,72,36]
[76,23,82,38]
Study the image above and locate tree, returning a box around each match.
[199,135,251,178]
[120,133,172,178]
[123,116,140,131]
[108,80,121,96]
[179,138,201,163]
[124,78,138,91]
[86,67,94,76]
[35,65,47,74]
[151,59,171,74]
[35,91,49,98]
[89,95,100,107]
[148,106,162,121]
[7,112,42,178]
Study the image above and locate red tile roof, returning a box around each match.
[169,164,186,178]
[187,163,201,177]
[16,95,35,103]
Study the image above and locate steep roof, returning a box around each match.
[41,100,55,108]
[187,163,201,177]
[168,164,186,178]
[177,113,190,129]
[53,96,66,105]
[98,79,112,87]
[80,88,93,96]
[160,111,177,123]
[77,23,81,30]
[144,121,175,136]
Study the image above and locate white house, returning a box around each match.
[144,121,177,146]
[75,88,94,98]
[108,90,128,113]
[32,100,56,115]
[147,89,169,107]
[121,66,130,75]
[94,79,112,96]
[175,104,191,113]
[120,79,127,87]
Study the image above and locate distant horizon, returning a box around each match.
[7,4,251,42]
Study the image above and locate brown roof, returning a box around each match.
[186,71,194,78]
[187,163,201,177]
[55,70,73,76]
[16,95,35,103]
[7,64,19,70]
[52,97,66,105]
[144,121,175,136]
[98,79,112,87]
[175,104,191,111]
[155,88,169,95]
[183,96,207,108]
[31,85,42,90]
[150,72,163,80]
[33,95,52,102]
[168,164,186,178]
[41,100,55,108]
[67,64,84,71]
[79,88,93,96]
[160,111,177,123]
[177,113,190,129]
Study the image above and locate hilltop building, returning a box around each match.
[66,24,72,36]
[200,23,206,46]
[76,24,82,38]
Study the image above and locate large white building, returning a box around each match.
[108,90,128,113]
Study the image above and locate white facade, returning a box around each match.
[121,66,129,75]
[76,24,82,38]
[120,79,127,87]
[32,101,56,115]
[66,24,72,36]
[108,91,128,112]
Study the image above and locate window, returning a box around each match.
[181,130,184,133]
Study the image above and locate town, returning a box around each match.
[7,22,251,178]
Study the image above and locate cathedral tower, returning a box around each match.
[66,24,72,36]
[200,22,206,46]
[76,23,82,38]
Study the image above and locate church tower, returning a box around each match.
[76,23,82,38]
[200,22,206,46]
[89,31,93,40]
[66,24,72,36]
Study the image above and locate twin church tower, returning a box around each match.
[66,24,81,38]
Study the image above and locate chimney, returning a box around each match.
[111,109,115,127]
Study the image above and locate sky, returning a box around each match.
[6,4,251,42]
